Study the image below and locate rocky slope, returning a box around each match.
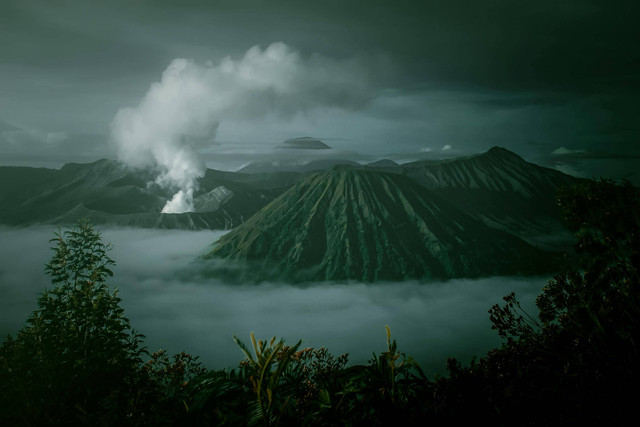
[0,160,293,229]
[0,147,582,243]
[399,147,581,248]
[207,167,557,282]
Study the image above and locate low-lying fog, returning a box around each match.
[0,226,548,375]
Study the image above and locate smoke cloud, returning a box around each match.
[110,42,378,213]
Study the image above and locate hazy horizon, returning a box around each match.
[1,1,638,186]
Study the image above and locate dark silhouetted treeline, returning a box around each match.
[1,179,639,426]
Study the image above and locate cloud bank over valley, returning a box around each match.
[0,226,546,374]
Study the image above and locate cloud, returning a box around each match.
[0,226,548,374]
[0,120,110,167]
[552,146,586,156]
[550,146,640,161]
[553,163,585,178]
[442,144,452,151]
[110,42,380,213]
[1,127,68,147]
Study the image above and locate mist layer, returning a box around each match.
[0,227,547,375]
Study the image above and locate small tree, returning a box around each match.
[431,179,640,424]
[0,221,144,424]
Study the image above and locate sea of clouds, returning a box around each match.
[0,226,548,375]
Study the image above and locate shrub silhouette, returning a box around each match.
[0,221,145,424]
[431,179,640,424]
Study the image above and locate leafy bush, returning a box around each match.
[430,179,640,424]
[187,327,428,426]
[0,221,145,424]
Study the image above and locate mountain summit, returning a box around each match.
[207,167,556,282]
[401,146,580,248]
[277,136,331,150]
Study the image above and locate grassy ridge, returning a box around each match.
[209,167,557,282]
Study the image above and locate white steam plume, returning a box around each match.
[110,42,378,213]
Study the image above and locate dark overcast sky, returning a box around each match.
[0,0,638,180]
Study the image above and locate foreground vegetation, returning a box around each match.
[1,179,638,425]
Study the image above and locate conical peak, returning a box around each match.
[486,146,524,161]
[208,160,554,282]
[307,166,400,192]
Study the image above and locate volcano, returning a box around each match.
[207,167,557,282]
[400,147,580,248]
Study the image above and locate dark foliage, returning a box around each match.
[0,222,205,425]
[0,221,145,425]
[1,178,638,425]
[430,179,640,425]
[187,328,429,426]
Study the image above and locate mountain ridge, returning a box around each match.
[398,146,581,248]
[0,159,287,229]
[277,136,332,150]
[207,167,558,282]
[0,147,582,245]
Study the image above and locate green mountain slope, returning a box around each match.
[0,160,292,229]
[400,147,581,248]
[207,167,557,282]
[0,148,582,241]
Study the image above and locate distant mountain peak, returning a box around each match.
[486,146,525,161]
[0,119,20,132]
[277,136,332,150]
[237,158,357,174]
[488,146,511,153]
[366,159,399,168]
